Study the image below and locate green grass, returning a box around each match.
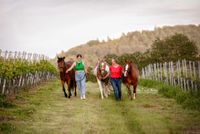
[0,123,16,133]
[139,79,200,111]
[0,79,200,133]
[0,95,16,109]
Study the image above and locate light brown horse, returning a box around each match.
[57,57,76,98]
[122,60,139,100]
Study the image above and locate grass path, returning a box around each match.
[0,79,200,134]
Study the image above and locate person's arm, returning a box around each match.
[66,62,75,73]
[83,61,88,74]
[84,66,88,74]
[120,65,124,74]
[103,72,110,79]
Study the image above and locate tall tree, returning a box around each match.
[150,33,198,62]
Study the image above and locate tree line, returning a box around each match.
[86,33,200,82]
[104,33,199,71]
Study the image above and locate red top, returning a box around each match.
[109,65,123,78]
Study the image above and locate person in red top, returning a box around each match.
[109,58,123,101]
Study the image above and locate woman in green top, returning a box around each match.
[66,54,87,100]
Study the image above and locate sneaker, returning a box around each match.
[81,96,83,100]
[83,95,86,100]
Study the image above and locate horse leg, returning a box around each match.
[105,85,110,97]
[108,82,112,95]
[126,84,131,99]
[133,85,137,100]
[107,86,111,95]
[103,83,108,98]
[67,79,72,98]
[126,84,132,100]
[74,81,77,97]
[97,78,104,99]
[61,80,67,98]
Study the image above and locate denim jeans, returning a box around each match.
[75,71,86,97]
[110,78,121,101]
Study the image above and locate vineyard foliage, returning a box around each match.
[0,59,57,80]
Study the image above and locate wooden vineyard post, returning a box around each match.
[192,61,196,80]
[14,51,18,60]
[2,79,6,94]
[4,50,8,60]
[160,63,163,81]
[153,63,157,81]
[141,68,145,79]
[166,62,168,83]
[8,51,12,60]
[184,60,188,78]
[171,61,175,86]
[177,62,180,87]
[189,61,192,79]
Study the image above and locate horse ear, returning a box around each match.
[62,57,65,60]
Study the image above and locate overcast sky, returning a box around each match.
[0,0,200,58]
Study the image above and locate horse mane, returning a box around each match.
[125,61,139,74]
[130,62,139,75]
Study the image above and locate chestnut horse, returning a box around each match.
[122,61,139,100]
[57,57,76,98]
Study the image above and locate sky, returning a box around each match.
[0,0,200,58]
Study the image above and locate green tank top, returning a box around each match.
[74,61,84,71]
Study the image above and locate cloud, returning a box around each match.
[0,0,200,58]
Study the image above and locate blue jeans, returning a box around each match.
[110,78,122,101]
[75,71,86,97]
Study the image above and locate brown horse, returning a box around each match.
[57,57,76,98]
[122,61,139,100]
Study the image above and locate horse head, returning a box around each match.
[57,57,65,72]
[98,60,107,76]
[123,60,132,77]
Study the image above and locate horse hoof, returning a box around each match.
[133,94,136,100]
[64,94,68,98]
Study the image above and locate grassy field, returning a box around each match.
[0,79,200,134]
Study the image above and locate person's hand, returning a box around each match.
[85,70,88,74]
[66,70,69,73]
[102,77,106,80]
[98,76,102,80]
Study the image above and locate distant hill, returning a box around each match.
[58,24,200,67]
